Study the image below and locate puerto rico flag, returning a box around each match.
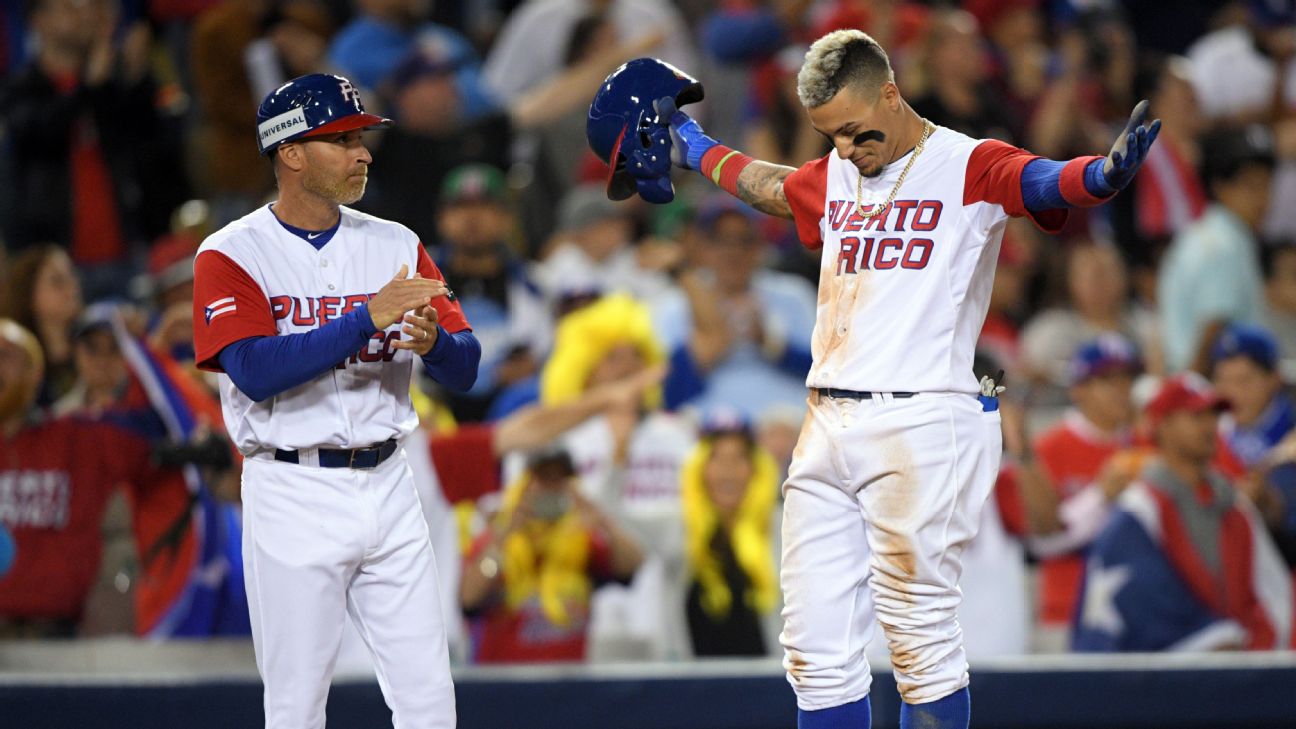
[1072,472,1292,652]
[204,296,236,325]
[109,313,250,638]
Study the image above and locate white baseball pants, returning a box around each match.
[242,449,456,729]
[779,391,1000,710]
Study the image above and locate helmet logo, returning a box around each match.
[339,79,361,107]
[257,108,309,149]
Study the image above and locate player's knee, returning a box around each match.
[878,620,968,704]
[781,646,873,709]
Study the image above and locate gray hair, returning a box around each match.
[796,30,895,109]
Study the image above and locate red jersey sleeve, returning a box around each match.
[417,245,471,333]
[783,155,830,250]
[192,250,276,372]
[964,140,1068,234]
[994,466,1029,538]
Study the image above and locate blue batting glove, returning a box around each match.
[654,96,719,171]
[978,372,1006,413]
[1101,99,1162,191]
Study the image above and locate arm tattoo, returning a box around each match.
[735,161,796,219]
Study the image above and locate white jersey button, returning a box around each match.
[321,260,329,268]
[328,284,336,291]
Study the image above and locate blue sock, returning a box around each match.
[900,687,970,729]
[798,694,871,729]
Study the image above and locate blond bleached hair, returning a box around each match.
[796,29,895,109]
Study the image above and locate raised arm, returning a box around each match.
[656,97,796,219]
[735,162,797,218]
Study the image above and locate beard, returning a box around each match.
[855,157,885,178]
[303,165,368,205]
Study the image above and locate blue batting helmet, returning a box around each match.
[256,73,392,156]
[587,58,703,201]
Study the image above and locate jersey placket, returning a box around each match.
[313,242,357,445]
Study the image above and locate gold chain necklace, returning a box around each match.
[856,119,934,218]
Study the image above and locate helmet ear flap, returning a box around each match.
[625,125,676,204]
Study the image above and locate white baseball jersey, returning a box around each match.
[781,126,1079,394]
[192,205,470,453]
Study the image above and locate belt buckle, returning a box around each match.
[349,445,379,470]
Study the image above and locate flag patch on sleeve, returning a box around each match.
[204,297,237,324]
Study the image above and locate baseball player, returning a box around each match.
[588,34,1160,729]
[191,74,480,729]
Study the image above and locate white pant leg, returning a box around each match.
[345,451,456,729]
[242,458,365,729]
[779,394,876,711]
[851,394,1001,705]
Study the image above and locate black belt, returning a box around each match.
[818,388,916,400]
[274,438,399,469]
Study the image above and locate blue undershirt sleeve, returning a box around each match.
[663,345,707,410]
[1021,158,1116,211]
[217,305,378,402]
[421,326,481,392]
[776,343,815,377]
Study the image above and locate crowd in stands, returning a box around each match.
[2,0,1296,662]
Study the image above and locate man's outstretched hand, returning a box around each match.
[1102,100,1162,191]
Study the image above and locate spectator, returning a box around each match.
[525,10,630,243]
[744,45,831,169]
[1186,0,1295,125]
[527,294,697,660]
[1186,0,1296,240]
[362,32,661,253]
[655,196,817,419]
[405,363,668,661]
[1027,8,1138,162]
[1209,324,1296,562]
[964,0,1050,125]
[909,9,1018,144]
[680,416,780,657]
[1073,373,1293,652]
[1020,243,1161,407]
[136,202,208,366]
[1212,324,1293,468]
[1159,124,1276,373]
[327,0,493,117]
[0,245,83,407]
[0,0,185,298]
[460,447,643,663]
[52,304,130,417]
[813,0,930,62]
[1265,243,1296,366]
[699,2,788,65]
[1016,336,1140,643]
[482,0,695,108]
[0,317,244,638]
[190,0,334,223]
[428,164,550,422]
[535,186,666,305]
[1124,56,1207,246]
